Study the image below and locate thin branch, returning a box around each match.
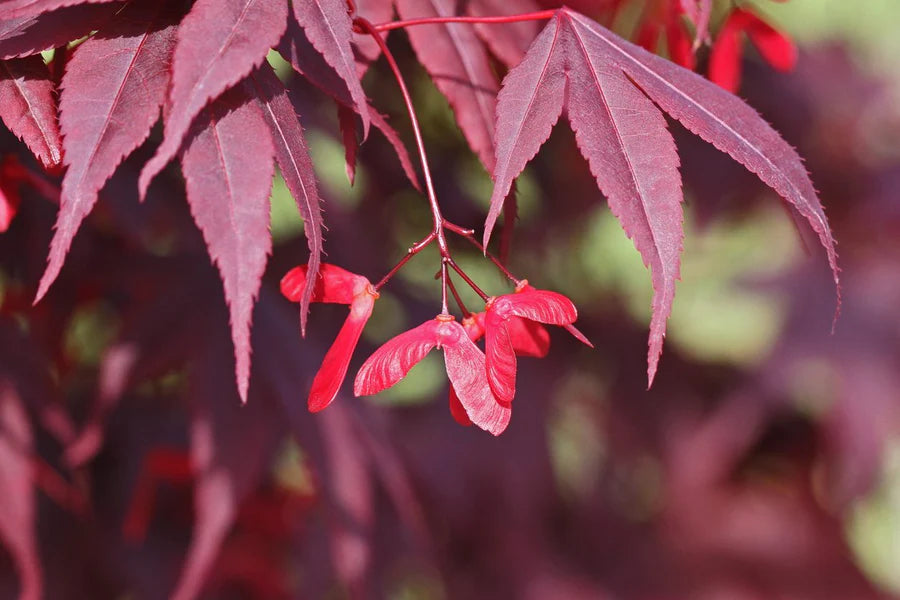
[369,10,557,33]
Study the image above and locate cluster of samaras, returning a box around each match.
[281,264,592,435]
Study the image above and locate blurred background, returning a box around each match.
[1,0,899,598]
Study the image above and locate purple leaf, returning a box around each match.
[483,16,566,247]
[338,102,358,185]
[35,2,179,303]
[487,9,838,384]
[0,56,62,167]
[64,269,211,467]
[0,3,120,59]
[680,0,712,48]
[251,293,376,593]
[279,16,421,190]
[293,0,370,136]
[370,110,421,192]
[180,87,275,402]
[247,63,324,337]
[564,15,683,387]
[318,406,374,593]
[396,0,498,170]
[467,0,541,67]
[170,327,284,600]
[565,10,839,302]
[0,0,118,20]
[352,414,430,548]
[0,386,41,600]
[138,0,288,197]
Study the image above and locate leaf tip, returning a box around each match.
[646,330,665,390]
[646,363,658,390]
[33,280,50,306]
[564,323,594,348]
[237,376,249,405]
[481,228,491,256]
[136,168,153,202]
[34,249,64,305]
[345,163,356,187]
[831,286,842,335]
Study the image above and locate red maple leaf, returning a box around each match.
[484,8,838,386]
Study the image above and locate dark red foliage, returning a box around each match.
[396,0,499,170]
[485,8,836,386]
[0,385,41,600]
[0,0,881,598]
[0,3,122,60]
[247,64,323,335]
[0,56,61,168]
[137,0,289,198]
[37,0,180,300]
[467,0,542,67]
[180,87,275,402]
[278,13,421,189]
[293,0,371,135]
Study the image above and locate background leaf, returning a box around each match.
[396,0,499,170]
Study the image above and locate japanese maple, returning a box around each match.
[0,0,848,594]
[0,0,838,412]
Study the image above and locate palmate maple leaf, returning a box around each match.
[483,8,839,386]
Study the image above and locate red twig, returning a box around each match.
[448,259,488,301]
[440,261,449,314]
[356,13,534,304]
[369,10,557,33]
[354,18,448,255]
[374,233,435,291]
[445,223,520,285]
[446,276,470,316]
